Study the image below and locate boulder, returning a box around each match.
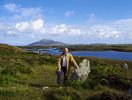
[122,63,128,70]
[70,59,90,82]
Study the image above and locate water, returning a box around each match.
[70,51,132,61]
[28,48,132,61]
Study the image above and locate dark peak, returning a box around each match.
[28,39,66,46]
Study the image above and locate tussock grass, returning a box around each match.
[0,44,132,100]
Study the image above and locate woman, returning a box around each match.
[56,48,79,85]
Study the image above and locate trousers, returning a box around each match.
[56,67,67,85]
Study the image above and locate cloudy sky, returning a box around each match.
[0,0,132,45]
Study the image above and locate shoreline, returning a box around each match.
[18,45,132,52]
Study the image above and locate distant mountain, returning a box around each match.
[28,39,66,46]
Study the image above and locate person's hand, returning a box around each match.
[56,69,61,73]
[57,69,61,72]
[76,65,79,69]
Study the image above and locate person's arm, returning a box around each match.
[57,56,61,71]
[70,54,79,68]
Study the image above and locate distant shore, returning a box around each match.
[18,44,132,52]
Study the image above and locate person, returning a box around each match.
[56,48,79,85]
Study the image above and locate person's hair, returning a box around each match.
[61,48,69,56]
[61,51,65,55]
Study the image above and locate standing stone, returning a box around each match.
[70,59,91,82]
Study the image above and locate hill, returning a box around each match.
[0,43,25,55]
[0,44,131,100]
[28,39,66,46]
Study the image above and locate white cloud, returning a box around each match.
[4,3,18,12]
[51,24,67,33]
[46,23,121,39]
[65,10,74,17]
[3,3,43,20]
[15,18,44,32]
[0,23,6,30]
[15,22,29,31]
[1,17,132,40]
[1,2,132,41]
[1,19,126,39]
[31,19,44,30]
[1,3,44,39]
[88,25,121,39]
[6,31,20,36]
[68,29,81,36]
[48,24,81,36]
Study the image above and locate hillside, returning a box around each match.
[0,43,25,55]
[0,44,131,100]
[28,39,66,46]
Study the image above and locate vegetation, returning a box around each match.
[0,43,132,100]
[19,44,132,52]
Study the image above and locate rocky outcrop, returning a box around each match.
[70,59,90,82]
[122,62,128,70]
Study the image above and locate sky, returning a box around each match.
[0,0,132,45]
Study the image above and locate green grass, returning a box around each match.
[0,44,132,100]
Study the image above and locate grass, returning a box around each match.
[27,65,57,87]
[0,43,132,100]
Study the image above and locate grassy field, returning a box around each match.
[0,43,132,100]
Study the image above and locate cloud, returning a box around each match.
[0,18,129,40]
[1,2,45,38]
[15,18,44,32]
[4,3,18,12]
[0,23,6,30]
[41,23,121,39]
[45,20,128,39]
[45,24,81,36]
[1,3,132,42]
[51,24,67,33]
[3,3,43,20]
[15,22,29,31]
[65,10,74,17]
[1,15,131,40]
[87,25,121,39]
[6,31,20,36]
[20,7,43,18]
[31,19,44,30]
[68,28,81,36]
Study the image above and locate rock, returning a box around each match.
[42,86,49,90]
[70,59,90,82]
[122,63,128,70]
[128,87,132,96]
